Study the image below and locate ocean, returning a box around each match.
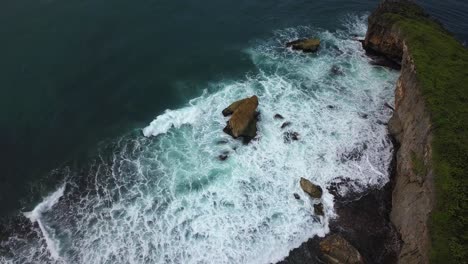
[0,0,466,263]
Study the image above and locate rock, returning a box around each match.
[274,114,285,120]
[300,178,323,199]
[294,193,300,200]
[218,154,228,161]
[369,55,401,70]
[327,105,335,109]
[320,234,364,264]
[384,102,395,111]
[281,121,292,129]
[314,203,324,216]
[222,95,259,142]
[222,97,250,117]
[286,38,321,53]
[284,131,300,143]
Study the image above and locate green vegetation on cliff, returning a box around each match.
[384,4,468,263]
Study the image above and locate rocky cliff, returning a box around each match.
[364,1,468,263]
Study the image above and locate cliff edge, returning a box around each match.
[364,1,468,263]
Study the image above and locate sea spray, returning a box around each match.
[0,15,398,264]
[23,184,66,261]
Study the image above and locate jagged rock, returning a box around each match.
[300,178,323,199]
[281,121,292,129]
[314,203,324,216]
[320,234,364,264]
[286,38,321,53]
[294,193,300,200]
[274,114,285,120]
[222,96,259,142]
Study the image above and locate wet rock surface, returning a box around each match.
[300,178,323,199]
[286,38,321,53]
[314,203,324,216]
[222,95,259,142]
[320,234,364,264]
[280,176,400,264]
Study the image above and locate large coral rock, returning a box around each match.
[286,38,321,53]
[222,95,259,141]
[320,234,364,264]
[300,177,323,199]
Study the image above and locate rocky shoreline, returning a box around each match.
[279,153,400,264]
[281,0,468,263]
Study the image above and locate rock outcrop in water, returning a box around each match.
[299,178,322,199]
[319,234,364,264]
[222,95,259,142]
[286,38,321,53]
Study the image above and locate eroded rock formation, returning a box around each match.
[222,95,259,142]
[286,38,321,53]
[300,178,323,199]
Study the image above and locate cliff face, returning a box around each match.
[365,1,468,263]
[365,1,436,263]
[388,45,435,263]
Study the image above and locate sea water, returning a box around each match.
[0,15,398,264]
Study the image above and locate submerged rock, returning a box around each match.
[330,65,344,76]
[218,154,228,161]
[314,203,324,216]
[274,114,285,120]
[215,139,229,145]
[284,131,300,143]
[280,121,292,129]
[286,38,321,53]
[300,178,323,199]
[320,234,364,264]
[222,95,259,142]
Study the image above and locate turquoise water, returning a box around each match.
[0,0,466,263]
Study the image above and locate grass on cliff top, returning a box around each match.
[384,7,468,264]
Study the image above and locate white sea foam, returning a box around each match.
[142,106,203,137]
[2,15,398,264]
[23,184,66,261]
